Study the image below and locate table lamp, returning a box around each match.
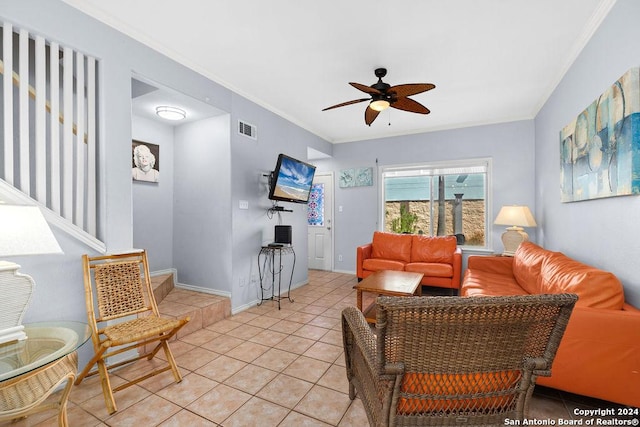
[0,204,63,344]
[494,205,537,256]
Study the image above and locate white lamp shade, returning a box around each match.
[494,205,537,228]
[0,205,63,257]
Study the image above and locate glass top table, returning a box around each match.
[0,321,91,382]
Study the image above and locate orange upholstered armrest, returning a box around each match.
[451,248,462,288]
[467,255,514,276]
[357,243,372,279]
[538,303,640,406]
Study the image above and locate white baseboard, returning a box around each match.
[150,268,177,279]
[175,282,232,299]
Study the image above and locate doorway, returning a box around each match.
[307,173,334,271]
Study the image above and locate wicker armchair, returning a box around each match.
[75,251,189,414]
[341,294,577,426]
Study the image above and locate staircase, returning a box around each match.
[150,274,231,338]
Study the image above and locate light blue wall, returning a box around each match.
[132,116,175,271]
[315,120,536,272]
[534,0,640,306]
[173,115,233,295]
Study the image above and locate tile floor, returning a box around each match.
[5,270,630,426]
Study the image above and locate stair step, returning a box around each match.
[151,273,231,338]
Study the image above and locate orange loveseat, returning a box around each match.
[462,242,640,408]
[357,231,462,290]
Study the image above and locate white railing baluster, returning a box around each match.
[50,41,61,215]
[35,36,47,203]
[87,56,97,236]
[18,29,29,195]
[3,24,14,185]
[75,53,85,229]
[62,46,73,220]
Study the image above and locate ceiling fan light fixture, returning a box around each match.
[369,99,390,112]
[156,105,186,121]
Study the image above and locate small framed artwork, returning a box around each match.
[132,140,160,183]
[339,167,373,188]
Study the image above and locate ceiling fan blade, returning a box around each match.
[391,97,431,114]
[350,82,382,95]
[322,98,370,111]
[388,83,436,98]
[365,106,380,126]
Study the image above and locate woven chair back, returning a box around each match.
[94,260,148,321]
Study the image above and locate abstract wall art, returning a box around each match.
[339,167,373,188]
[560,67,640,202]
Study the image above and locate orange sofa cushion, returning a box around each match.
[461,270,529,297]
[512,242,550,294]
[410,235,456,263]
[397,371,521,414]
[405,262,453,278]
[539,252,624,310]
[371,231,412,263]
[362,258,406,272]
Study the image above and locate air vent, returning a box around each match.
[238,120,257,140]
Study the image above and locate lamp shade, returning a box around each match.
[0,205,63,257]
[494,205,537,228]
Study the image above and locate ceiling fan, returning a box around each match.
[322,68,435,126]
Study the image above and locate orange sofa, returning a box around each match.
[462,242,640,408]
[357,231,462,290]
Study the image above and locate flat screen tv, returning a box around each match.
[268,154,317,204]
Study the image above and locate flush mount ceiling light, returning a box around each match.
[155,106,186,121]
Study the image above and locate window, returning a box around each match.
[380,159,490,248]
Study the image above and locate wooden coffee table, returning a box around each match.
[354,270,424,323]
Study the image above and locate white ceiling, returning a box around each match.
[63,0,615,144]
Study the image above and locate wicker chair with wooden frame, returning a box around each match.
[75,251,189,414]
[341,294,577,427]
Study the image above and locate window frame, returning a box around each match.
[378,158,493,250]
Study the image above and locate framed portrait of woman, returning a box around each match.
[132,140,160,183]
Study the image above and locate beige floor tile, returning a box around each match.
[105,394,181,426]
[303,341,343,363]
[338,398,368,427]
[186,384,252,424]
[221,396,289,427]
[246,314,281,329]
[204,318,242,334]
[229,311,260,324]
[156,372,218,407]
[200,333,244,354]
[225,340,270,363]
[262,307,297,320]
[283,356,331,383]
[319,329,343,346]
[294,385,352,425]
[226,323,263,340]
[79,383,151,421]
[308,315,341,329]
[252,347,300,372]
[248,328,289,347]
[294,324,331,341]
[268,319,303,334]
[178,328,221,346]
[279,411,333,427]
[257,373,314,409]
[298,304,328,315]
[317,364,350,394]
[195,354,247,382]
[286,311,318,324]
[158,409,217,426]
[175,346,219,371]
[224,363,278,394]
[274,334,316,355]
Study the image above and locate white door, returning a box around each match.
[307,173,333,270]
